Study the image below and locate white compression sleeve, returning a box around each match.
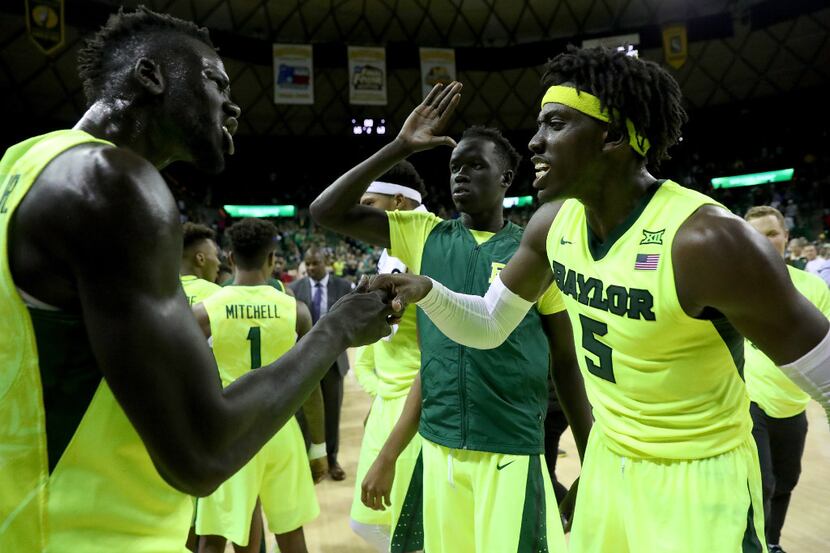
[779,327,830,425]
[415,274,533,350]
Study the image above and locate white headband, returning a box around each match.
[366,181,422,204]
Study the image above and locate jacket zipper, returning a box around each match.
[458,244,481,449]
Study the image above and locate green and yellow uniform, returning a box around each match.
[546,180,765,553]
[746,266,830,418]
[387,210,567,553]
[0,130,192,551]
[181,274,221,306]
[195,285,318,545]
[350,262,422,531]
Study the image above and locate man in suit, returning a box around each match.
[291,247,354,480]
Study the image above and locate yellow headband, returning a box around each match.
[541,85,650,157]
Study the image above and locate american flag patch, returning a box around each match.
[634,254,660,270]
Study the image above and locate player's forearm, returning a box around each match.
[551,362,593,462]
[309,138,411,229]
[301,386,326,444]
[779,326,830,424]
[416,275,532,350]
[377,375,422,462]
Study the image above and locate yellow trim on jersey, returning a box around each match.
[541,85,650,157]
[745,265,830,418]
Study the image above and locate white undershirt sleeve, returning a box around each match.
[779,327,830,426]
[415,274,534,350]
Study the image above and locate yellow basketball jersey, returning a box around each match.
[0,130,192,552]
[546,180,750,460]
[181,274,221,306]
[203,285,297,387]
[745,265,830,418]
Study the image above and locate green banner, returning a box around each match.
[711,169,794,189]
[503,196,533,208]
[224,205,297,218]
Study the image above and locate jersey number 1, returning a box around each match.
[579,314,615,383]
[247,327,262,369]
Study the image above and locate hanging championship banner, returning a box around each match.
[662,25,688,69]
[273,44,314,105]
[26,0,64,55]
[419,48,456,98]
[348,46,387,105]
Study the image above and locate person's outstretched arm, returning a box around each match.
[310,82,462,247]
[17,147,396,497]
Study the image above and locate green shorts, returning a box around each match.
[195,418,319,545]
[393,438,567,553]
[570,430,766,553]
[350,393,422,527]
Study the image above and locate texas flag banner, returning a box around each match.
[634,253,660,270]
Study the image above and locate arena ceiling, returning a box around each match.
[0,0,827,137]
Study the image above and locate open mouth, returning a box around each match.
[533,160,550,183]
[221,125,235,156]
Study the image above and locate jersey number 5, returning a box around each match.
[247,326,262,369]
[579,314,615,383]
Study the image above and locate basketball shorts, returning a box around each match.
[392,438,567,553]
[195,418,319,546]
[570,429,767,553]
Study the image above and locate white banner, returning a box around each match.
[348,46,387,105]
[273,44,314,105]
[419,48,456,98]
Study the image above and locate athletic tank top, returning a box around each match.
[545,180,751,460]
[0,130,192,551]
[203,285,297,386]
[181,274,221,306]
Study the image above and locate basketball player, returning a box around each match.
[193,219,321,553]
[0,8,393,551]
[181,222,222,303]
[368,47,830,552]
[743,206,830,553]
[311,97,592,552]
[349,161,428,552]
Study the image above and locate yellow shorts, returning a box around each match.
[571,430,767,553]
[350,393,422,527]
[393,438,567,553]
[195,418,319,546]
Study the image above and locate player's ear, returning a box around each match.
[501,169,514,190]
[195,251,206,267]
[602,122,627,154]
[393,193,406,210]
[133,57,165,96]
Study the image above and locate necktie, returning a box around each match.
[311,281,323,324]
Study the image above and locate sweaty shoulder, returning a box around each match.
[523,200,565,256]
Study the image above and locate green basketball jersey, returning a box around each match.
[203,285,297,387]
[745,266,830,418]
[181,274,221,306]
[0,130,192,551]
[546,180,751,460]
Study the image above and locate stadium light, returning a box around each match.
[224,205,297,218]
[710,169,794,189]
[503,196,533,209]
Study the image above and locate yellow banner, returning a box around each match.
[662,25,687,70]
[26,0,64,55]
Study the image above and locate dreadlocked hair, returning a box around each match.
[461,126,521,175]
[378,160,427,200]
[227,218,278,270]
[182,222,216,251]
[77,6,214,106]
[541,46,687,165]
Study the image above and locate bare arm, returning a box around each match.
[192,302,212,338]
[361,373,422,510]
[310,82,462,247]
[20,148,394,497]
[542,312,592,461]
[295,301,325,445]
[674,206,829,364]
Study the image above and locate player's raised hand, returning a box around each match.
[367,273,433,313]
[396,81,462,153]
